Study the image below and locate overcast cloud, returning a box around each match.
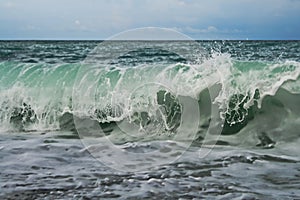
[0,0,299,39]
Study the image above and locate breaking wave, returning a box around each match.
[0,54,299,146]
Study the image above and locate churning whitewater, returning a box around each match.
[0,47,300,144]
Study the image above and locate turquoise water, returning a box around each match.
[0,41,300,199]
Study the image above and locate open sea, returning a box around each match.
[0,40,300,199]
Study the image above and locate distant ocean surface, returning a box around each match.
[0,40,300,199]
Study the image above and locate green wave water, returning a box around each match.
[0,54,299,148]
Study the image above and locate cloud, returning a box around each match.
[177,0,186,6]
[22,25,41,31]
[185,26,218,33]
[2,1,16,8]
[178,26,242,35]
[74,20,81,26]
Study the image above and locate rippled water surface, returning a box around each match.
[0,131,299,199]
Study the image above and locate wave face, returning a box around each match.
[0,41,300,146]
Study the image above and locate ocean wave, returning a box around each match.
[0,55,299,146]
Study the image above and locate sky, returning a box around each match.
[0,0,300,40]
